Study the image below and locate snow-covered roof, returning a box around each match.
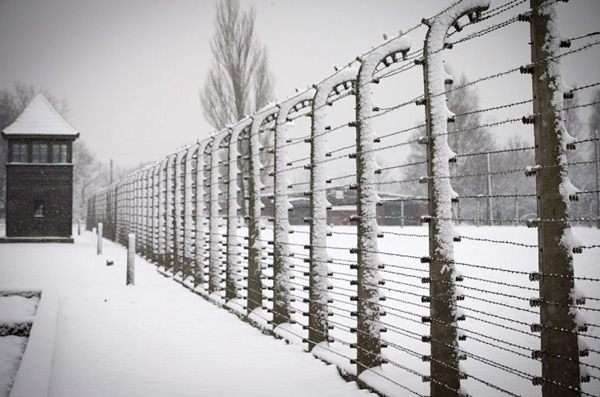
[3,94,78,137]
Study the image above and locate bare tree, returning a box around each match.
[200,0,274,128]
[200,0,275,214]
[398,74,495,223]
[493,135,536,222]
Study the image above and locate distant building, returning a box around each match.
[2,94,79,241]
[283,187,427,226]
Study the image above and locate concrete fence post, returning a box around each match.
[97,222,103,255]
[209,136,222,294]
[421,2,489,395]
[247,107,278,314]
[127,233,135,285]
[355,37,409,374]
[529,1,581,394]
[226,122,249,300]
[309,73,355,350]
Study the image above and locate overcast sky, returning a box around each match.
[1,0,599,169]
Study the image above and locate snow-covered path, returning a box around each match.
[0,232,370,397]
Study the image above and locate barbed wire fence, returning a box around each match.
[86,0,600,396]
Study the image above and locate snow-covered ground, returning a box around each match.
[260,225,600,396]
[0,336,27,397]
[1,225,598,397]
[0,232,371,397]
[0,293,39,397]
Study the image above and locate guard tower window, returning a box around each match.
[32,142,48,163]
[11,143,28,162]
[52,143,69,163]
[33,200,45,218]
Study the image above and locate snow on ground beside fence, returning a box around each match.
[0,233,371,397]
[281,225,600,397]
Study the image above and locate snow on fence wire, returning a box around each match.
[87,1,600,396]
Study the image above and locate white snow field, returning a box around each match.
[0,335,27,397]
[0,233,371,397]
[270,225,600,397]
[1,226,599,397]
[0,293,39,397]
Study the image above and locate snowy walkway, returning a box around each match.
[0,232,370,397]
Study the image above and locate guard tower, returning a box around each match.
[2,94,79,242]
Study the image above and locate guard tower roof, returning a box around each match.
[2,94,78,138]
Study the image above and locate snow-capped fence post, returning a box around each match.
[135,172,141,253]
[155,163,162,263]
[179,152,187,276]
[272,103,289,327]
[309,71,356,351]
[150,164,158,262]
[529,1,581,394]
[150,166,155,252]
[355,39,410,374]
[173,152,182,276]
[273,93,313,327]
[209,136,222,294]
[163,158,171,270]
[158,159,168,269]
[183,148,193,280]
[421,2,489,395]
[138,170,144,253]
[130,175,136,248]
[127,233,135,285]
[169,154,178,273]
[97,222,103,255]
[194,142,209,288]
[247,107,277,315]
[226,121,249,301]
[141,170,148,256]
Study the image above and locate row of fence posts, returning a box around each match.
[86,1,585,396]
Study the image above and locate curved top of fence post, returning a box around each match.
[211,128,231,151]
[250,104,279,137]
[276,89,316,126]
[422,0,489,256]
[174,148,185,166]
[357,37,410,83]
[227,117,253,143]
[422,0,490,70]
[312,66,359,109]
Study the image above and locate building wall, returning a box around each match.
[6,164,73,237]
